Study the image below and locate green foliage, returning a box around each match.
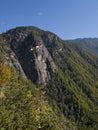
[0,64,11,84]
[0,69,64,130]
[45,40,98,130]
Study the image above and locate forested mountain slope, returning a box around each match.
[69,38,98,56]
[0,26,98,130]
[0,34,70,130]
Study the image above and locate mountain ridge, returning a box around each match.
[68,38,98,56]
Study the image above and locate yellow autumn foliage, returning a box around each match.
[0,64,11,84]
[26,90,32,98]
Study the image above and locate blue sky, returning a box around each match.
[0,0,98,39]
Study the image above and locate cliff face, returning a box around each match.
[0,36,26,78]
[3,27,56,84]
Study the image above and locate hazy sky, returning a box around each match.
[0,0,98,39]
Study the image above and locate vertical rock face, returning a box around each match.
[8,51,27,78]
[32,38,56,84]
[0,38,26,78]
[4,28,57,84]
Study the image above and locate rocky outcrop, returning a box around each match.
[4,27,57,84]
[0,37,26,78]
[32,37,56,84]
[9,51,26,78]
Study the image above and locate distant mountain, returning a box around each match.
[69,38,98,55]
[0,26,98,130]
